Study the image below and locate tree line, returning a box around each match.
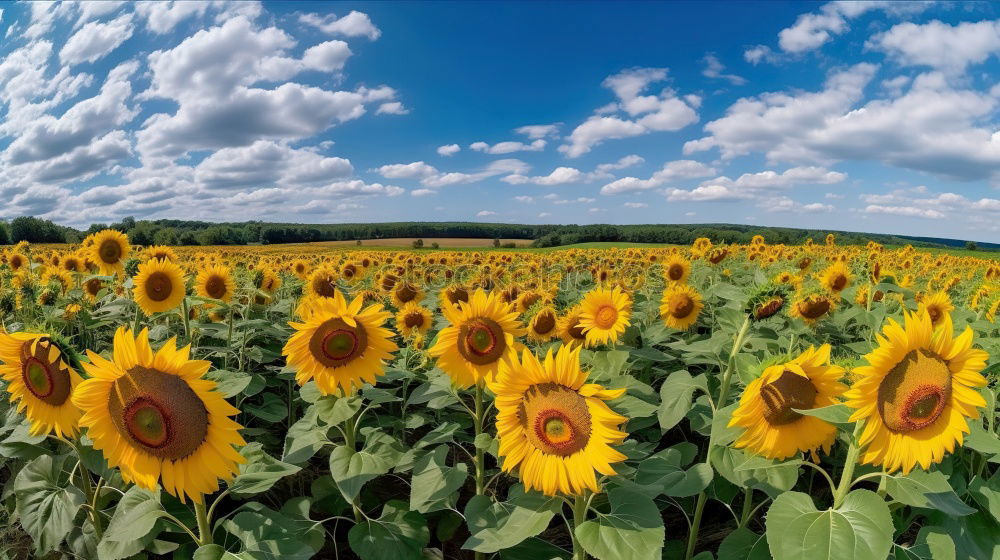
[0,216,991,250]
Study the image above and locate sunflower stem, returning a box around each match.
[342,409,365,524]
[194,500,213,546]
[738,487,753,528]
[473,380,486,496]
[833,421,865,509]
[570,493,589,560]
[63,439,103,539]
[181,297,192,346]
[685,313,751,560]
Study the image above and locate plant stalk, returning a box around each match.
[194,500,213,546]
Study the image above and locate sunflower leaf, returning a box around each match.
[463,485,560,553]
[13,454,86,556]
[717,527,770,560]
[657,370,707,432]
[792,403,854,425]
[408,445,467,513]
[765,489,893,560]
[883,470,974,516]
[230,442,302,496]
[575,487,664,560]
[97,486,167,560]
[891,526,955,560]
[348,500,429,560]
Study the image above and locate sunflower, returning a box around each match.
[306,265,339,300]
[729,345,847,460]
[0,333,83,438]
[7,252,27,272]
[790,293,835,325]
[577,286,631,347]
[660,283,703,331]
[146,246,178,263]
[391,282,424,308]
[83,277,104,303]
[558,306,588,347]
[88,230,131,276]
[195,265,235,303]
[819,261,852,296]
[72,328,246,503]
[283,289,397,396]
[527,306,558,343]
[845,310,988,473]
[428,288,525,388]
[491,345,628,496]
[291,259,312,280]
[662,254,691,284]
[395,302,432,338]
[919,291,954,328]
[133,259,187,316]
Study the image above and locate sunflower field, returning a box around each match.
[0,232,999,560]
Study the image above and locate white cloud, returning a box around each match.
[376,161,438,180]
[299,10,381,40]
[515,124,560,139]
[193,140,353,191]
[503,166,587,186]
[376,101,409,115]
[864,204,945,219]
[624,202,647,208]
[514,195,534,203]
[775,1,928,54]
[595,154,644,175]
[744,45,777,65]
[411,188,435,197]
[764,196,834,213]
[470,139,545,154]
[476,210,497,217]
[560,67,699,157]
[301,40,352,72]
[600,160,716,195]
[60,13,134,65]
[665,184,750,202]
[869,20,1000,75]
[702,53,746,85]
[709,166,846,190]
[437,144,460,156]
[538,212,552,218]
[377,159,529,188]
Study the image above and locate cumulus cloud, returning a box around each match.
[869,19,1000,75]
[600,160,716,195]
[624,202,648,208]
[298,10,381,40]
[702,53,746,85]
[515,124,560,139]
[476,210,497,217]
[470,139,546,154]
[559,67,699,157]
[60,13,134,65]
[775,1,929,54]
[437,144,460,156]
[376,159,530,188]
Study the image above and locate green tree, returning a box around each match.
[412,238,424,249]
[966,241,978,251]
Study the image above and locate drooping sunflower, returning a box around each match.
[845,310,988,473]
[729,345,847,460]
[790,293,835,325]
[195,264,235,303]
[660,283,703,330]
[391,281,424,309]
[395,301,432,338]
[146,246,178,263]
[662,254,691,284]
[919,290,954,328]
[133,259,187,316]
[818,261,852,296]
[558,306,588,347]
[283,289,397,396]
[491,345,628,496]
[72,328,246,503]
[577,286,631,347]
[88,230,131,276]
[527,306,558,343]
[0,333,83,438]
[83,277,104,303]
[428,288,525,388]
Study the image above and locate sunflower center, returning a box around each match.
[667,264,685,281]
[594,305,618,329]
[98,239,122,264]
[668,294,695,319]
[447,287,470,306]
[521,293,541,309]
[831,274,847,291]
[145,271,173,302]
[313,276,337,298]
[567,317,587,340]
[403,311,425,329]
[395,283,418,303]
[520,383,591,456]
[205,275,227,299]
[109,366,209,460]
[760,370,817,425]
[927,305,941,324]
[533,311,556,335]
[85,278,103,296]
[457,318,507,366]
[878,350,952,433]
[309,318,368,368]
[798,298,831,319]
[755,297,784,320]
[19,340,72,405]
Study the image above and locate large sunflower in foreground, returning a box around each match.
[729,345,847,460]
[660,283,703,330]
[844,310,988,473]
[491,345,628,496]
[88,229,131,276]
[195,264,235,303]
[284,289,397,395]
[133,259,187,316]
[0,333,83,438]
[429,289,525,388]
[578,286,631,347]
[72,328,246,503]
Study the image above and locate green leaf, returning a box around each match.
[710,446,799,495]
[717,527,770,560]
[883,470,974,516]
[206,370,252,398]
[315,394,363,425]
[408,446,468,513]
[575,487,665,560]
[893,526,955,560]
[221,506,321,560]
[463,485,560,553]
[13,454,85,555]
[964,422,1000,456]
[348,500,429,560]
[245,392,288,423]
[793,404,853,425]
[97,486,167,560]
[283,407,329,464]
[710,403,741,447]
[634,445,711,498]
[498,537,569,560]
[968,471,1000,524]
[329,432,403,501]
[765,489,893,560]
[926,510,1000,560]
[657,370,706,432]
[193,544,227,560]
[230,442,302,496]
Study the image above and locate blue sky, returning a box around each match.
[3,1,1000,241]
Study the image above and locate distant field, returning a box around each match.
[312,238,533,248]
